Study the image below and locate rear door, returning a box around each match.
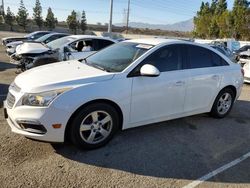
[184,44,229,112]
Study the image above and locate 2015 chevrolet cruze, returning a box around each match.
[4,39,244,149]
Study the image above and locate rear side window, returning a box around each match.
[212,52,229,66]
[187,45,228,69]
[141,45,182,72]
[188,45,213,68]
[94,39,114,50]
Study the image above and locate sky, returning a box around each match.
[3,0,235,25]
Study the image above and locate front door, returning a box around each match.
[129,44,188,124]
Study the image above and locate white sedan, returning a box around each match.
[4,38,244,149]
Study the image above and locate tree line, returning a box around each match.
[1,0,87,34]
[193,0,250,40]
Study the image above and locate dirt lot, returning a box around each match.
[0,31,249,188]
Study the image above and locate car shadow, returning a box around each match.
[53,99,250,183]
[0,61,16,71]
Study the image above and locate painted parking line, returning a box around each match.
[183,151,250,188]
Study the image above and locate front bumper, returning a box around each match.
[3,97,70,143]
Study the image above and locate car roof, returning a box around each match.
[45,33,68,37]
[69,35,116,42]
[32,31,51,34]
[125,38,180,46]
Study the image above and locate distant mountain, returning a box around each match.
[115,19,194,32]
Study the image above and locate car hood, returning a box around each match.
[2,36,27,41]
[14,60,115,93]
[6,41,24,47]
[16,42,50,55]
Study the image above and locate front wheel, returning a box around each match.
[69,103,120,149]
[210,88,235,118]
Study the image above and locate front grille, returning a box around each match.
[6,92,16,108]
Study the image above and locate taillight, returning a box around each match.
[241,68,245,77]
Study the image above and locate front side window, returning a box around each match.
[139,45,182,72]
[85,42,152,72]
[68,40,93,52]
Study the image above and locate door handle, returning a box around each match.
[175,81,185,86]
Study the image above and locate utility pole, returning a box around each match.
[108,0,113,33]
[0,0,4,16]
[126,0,130,34]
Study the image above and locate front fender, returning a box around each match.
[51,77,132,130]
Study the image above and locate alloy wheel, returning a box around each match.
[79,110,113,144]
[217,92,232,115]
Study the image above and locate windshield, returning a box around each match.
[35,34,52,42]
[47,36,75,50]
[85,42,153,72]
[24,31,37,38]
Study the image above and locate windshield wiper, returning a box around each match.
[91,63,110,72]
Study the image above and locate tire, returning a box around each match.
[210,88,235,118]
[69,103,120,149]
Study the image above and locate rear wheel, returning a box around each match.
[210,88,235,118]
[69,103,119,149]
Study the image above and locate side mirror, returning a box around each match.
[64,46,70,53]
[140,64,160,77]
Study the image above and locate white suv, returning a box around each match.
[4,38,244,149]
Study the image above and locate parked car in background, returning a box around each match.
[210,44,237,63]
[1,31,51,46]
[243,60,250,83]
[234,45,250,54]
[11,35,116,71]
[4,38,244,149]
[6,33,69,56]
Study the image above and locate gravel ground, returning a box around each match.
[0,31,249,188]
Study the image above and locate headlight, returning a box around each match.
[22,88,71,106]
